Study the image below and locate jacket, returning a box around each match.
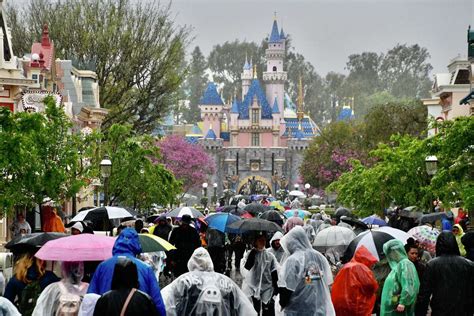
[87,228,166,316]
[331,245,379,316]
[416,232,474,316]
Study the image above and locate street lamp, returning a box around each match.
[304,183,311,195]
[425,156,438,176]
[294,183,300,190]
[202,182,208,207]
[100,156,112,206]
[213,182,218,205]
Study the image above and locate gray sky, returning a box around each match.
[169,0,473,77]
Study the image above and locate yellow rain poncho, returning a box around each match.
[380,239,420,316]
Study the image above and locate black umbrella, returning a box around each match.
[419,212,445,224]
[244,203,269,216]
[340,216,369,230]
[399,206,423,219]
[5,232,67,254]
[227,218,283,233]
[335,207,351,218]
[219,205,243,213]
[259,210,284,226]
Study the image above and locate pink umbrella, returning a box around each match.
[35,234,116,262]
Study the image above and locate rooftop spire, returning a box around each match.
[253,64,257,79]
[41,24,51,47]
[269,14,281,43]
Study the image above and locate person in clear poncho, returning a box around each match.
[32,261,88,316]
[278,226,335,316]
[380,239,419,316]
[161,247,256,316]
[267,231,285,263]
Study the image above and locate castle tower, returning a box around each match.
[199,82,224,136]
[271,97,281,147]
[263,16,287,115]
[241,54,253,97]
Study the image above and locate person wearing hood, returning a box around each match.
[461,230,474,261]
[267,231,285,263]
[161,247,257,316]
[32,261,88,315]
[152,215,172,241]
[317,218,333,234]
[380,239,419,316]
[416,232,474,316]
[87,228,166,316]
[282,211,304,233]
[241,232,279,316]
[168,214,201,277]
[452,224,466,256]
[303,223,316,244]
[94,257,159,316]
[278,226,335,316]
[331,245,379,316]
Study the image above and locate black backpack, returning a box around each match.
[19,280,42,316]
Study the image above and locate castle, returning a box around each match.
[186,17,320,196]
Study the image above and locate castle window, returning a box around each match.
[252,109,259,125]
[251,133,260,147]
[272,66,277,72]
[32,74,38,83]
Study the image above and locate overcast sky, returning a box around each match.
[169,0,473,77]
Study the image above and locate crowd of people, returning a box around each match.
[1,201,473,316]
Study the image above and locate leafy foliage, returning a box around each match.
[8,0,190,134]
[156,135,215,194]
[182,46,208,124]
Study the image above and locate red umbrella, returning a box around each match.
[241,212,253,219]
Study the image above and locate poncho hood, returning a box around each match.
[187,247,214,272]
[280,226,311,255]
[436,231,461,256]
[352,245,378,268]
[383,239,408,270]
[112,228,142,256]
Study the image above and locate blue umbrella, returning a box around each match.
[362,215,388,227]
[205,213,241,233]
[283,209,309,219]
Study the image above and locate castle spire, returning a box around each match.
[253,64,257,79]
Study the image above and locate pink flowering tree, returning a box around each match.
[156,135,216,194]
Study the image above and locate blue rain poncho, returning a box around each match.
[279,226,335,316]
[161,247,256,316]
[380,239,420,316]
[241,245,278,304]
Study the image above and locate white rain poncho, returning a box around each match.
[267,231,285,263]
[0,297,20,316]
[78,293,100,316]
[279,226,335,316]
[241,245,278,304]
[303,224,316,244]
[32,261,88,316]
[161,247,256,316]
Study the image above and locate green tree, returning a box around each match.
[182,46,208,124]
[99,124,181,209]
[8,0,190,134]
[0,96,86,216]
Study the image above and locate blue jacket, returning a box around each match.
[87,228,166,316]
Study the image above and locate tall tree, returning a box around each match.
[182,46,208,124]
[7,0,190,134]
[379,44,433,98]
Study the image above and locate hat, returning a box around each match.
[181,214,192,224]
[71,222,84,233]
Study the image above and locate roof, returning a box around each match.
[280,28,286,39]
[283,117,319,138]
[338,106,354,121]
[294,129,305,140]
[205,127,217,140]
[239,79,273,119]
[231,98,240,113]
[460,90,474,105]
[272,97,280,114]
[30,25,54,70]
[190,124,203,135]
[199,82,224,105]
[269,19,282,43]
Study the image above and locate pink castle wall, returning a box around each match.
[261,132,273,147]
[237,133,250,146]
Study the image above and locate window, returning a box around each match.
[32,74,38,83]
[252,109,259,124]
[251,133,260,147]
[273,66,277,72]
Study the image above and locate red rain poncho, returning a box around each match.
[331,245,379,316]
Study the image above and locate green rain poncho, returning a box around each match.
[380,239,420,316]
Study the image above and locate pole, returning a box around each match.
[104,177,109,206]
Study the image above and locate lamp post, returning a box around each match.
[213,182,218,205]
[304,183,311,196]
[100,156,112,206]
[294,183,299,190]
[425,156,438,212]
[202,182,208,207]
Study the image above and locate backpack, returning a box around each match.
[56,281,87,316]
[19,280,42,316]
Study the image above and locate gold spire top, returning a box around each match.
[274,11,277,20]
[253,64,257,79]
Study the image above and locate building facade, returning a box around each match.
[186,18,319,196]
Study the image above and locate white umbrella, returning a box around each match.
[71,206,134,222]
[313,226,356,250]
[289,190,306,198]
[166,206,204,218]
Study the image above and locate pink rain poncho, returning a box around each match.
[331,245,378,316]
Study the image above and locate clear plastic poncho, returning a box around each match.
[241,245,278,304]
[32,261,89,316]
[380,239,420,316]
[267,231,285,263]
[0,297,21,316]
[161,247,256,316]
[279,226,335,316]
